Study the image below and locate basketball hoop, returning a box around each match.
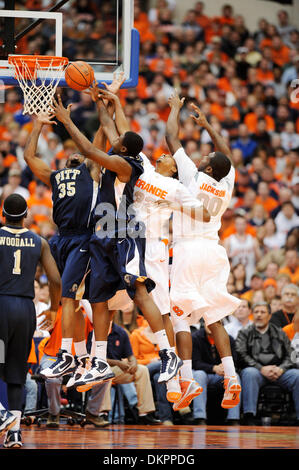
[8,55,69,116]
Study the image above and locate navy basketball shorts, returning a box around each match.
[49,232,91,299]
[0,295,36,384]
[88,234,155,303]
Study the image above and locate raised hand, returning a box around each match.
[190,102,208,128]
[35,110,56,126]
[104,71,126,94]
[168,90,185,109]
[51,95,72,123]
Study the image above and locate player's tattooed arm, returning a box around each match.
[52,95,132,183]
[190,103,232,162]
[23,112,55,186]
[165,90,185,155]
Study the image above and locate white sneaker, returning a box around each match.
[40,349,76,379]
[66,354,90,389]
[75,357,115,392]
[158,349,183,383]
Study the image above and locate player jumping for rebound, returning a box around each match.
[165,91,242,411]
[51,94,182,388]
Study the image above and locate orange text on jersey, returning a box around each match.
[135,178,168,199]
[199,182,226,197]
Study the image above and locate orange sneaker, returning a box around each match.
[221,376,241,409]
[173,379,203,411]
[166,376,182,403]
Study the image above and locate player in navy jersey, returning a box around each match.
[51,94,182,389]
[0,194,61,448]
[23,112,101,382]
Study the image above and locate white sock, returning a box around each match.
[10,410,22,431]
[95,341,107,361]
[61,338,73,354]
[166,375,180,392]
[180,360,193,380]
[74,340,87,357]
[155,329,170,351]
[221,356,236,377]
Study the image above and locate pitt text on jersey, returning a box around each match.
[55,168,81,199]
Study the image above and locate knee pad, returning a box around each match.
[172,317,190,335]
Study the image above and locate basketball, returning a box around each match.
[65,61,94,91]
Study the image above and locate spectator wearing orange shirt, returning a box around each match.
[27,181,52,226]
[255,181,280,215]
[244,103,275,133]
[279,250,299,285]
[270,35,290,67]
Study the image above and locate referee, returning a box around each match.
[0,194,61,448]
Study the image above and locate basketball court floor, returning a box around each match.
[0,423,298,450]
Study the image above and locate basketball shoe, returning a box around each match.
[221,376,241,409]
[40,349,76,379]
[66,354,90,389]
[158,349,183,383]
[74,357,115,391]
[172,378,203,411]
[3,430,22,448]
[166,376,182,403]
[0,410,17,437]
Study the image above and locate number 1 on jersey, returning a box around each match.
[13,249,21,275]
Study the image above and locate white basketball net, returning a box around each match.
[9,56,68,116]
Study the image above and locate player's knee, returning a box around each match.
[172,318,190,335]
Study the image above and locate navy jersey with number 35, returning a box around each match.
[0,226,42,298]
[50,162,98,233]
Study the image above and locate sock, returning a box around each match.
[61,338,73,354]
[166,375,180,392]
[9,410,22,431]
[74,341,87,357]
[95,341,107,361]
[221,356,236,377]
[155,329,170,351]
[180,360,193,380]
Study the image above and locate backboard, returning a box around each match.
[0,0,139,88]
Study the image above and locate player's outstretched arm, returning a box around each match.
[24,113,55,186]
[165,90,185,155]
[190,103,232,162]
[98,88,130,135]
[156,200,210,222]
[52,96,132,182]
[38,238,62,326]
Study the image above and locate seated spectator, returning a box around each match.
[283,310,299,368]
[263,278,278,304]
[259,218,286,252]
[1,168,30,201]
[95,321,161,425]
[270,296,283,315]
[240,273,264,303]
[225,299,252,340]
[191,323,241,425]
[236,301,299,425]
[223,214,262,285]
[231,124,257,165]
[278,249,299,284]
[248,204,267,228]
[231,263,249,295]
[255,181,279,216]
[275,202,299,247]
[270,284,299,328]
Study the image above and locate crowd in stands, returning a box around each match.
[0,0,299,425]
